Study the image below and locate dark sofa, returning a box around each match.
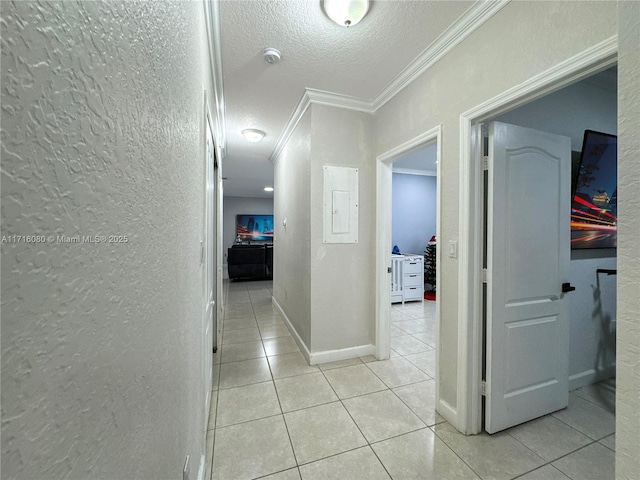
[227,244,273,280]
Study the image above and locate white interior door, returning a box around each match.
[204,110,216,411]
[485,121,572,433]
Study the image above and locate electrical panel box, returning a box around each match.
[323,166,358,244]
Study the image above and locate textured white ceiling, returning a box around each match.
[219,0,475,197]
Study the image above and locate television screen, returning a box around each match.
[571,130,617,249]
[236,214,274,242]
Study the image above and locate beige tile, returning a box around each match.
[518,465,571,480]
[390,325,407,337]
[359,355,379,363]
[393,380,443,426]
[404,350,436,377]
[373,428,479,480]
[395,320,430,334]
[318,357,362,371]
[284,402,367,465]
[571,379,615,413]
[212,415,296,480]
[262,468,301,480]
[257,315,285,326]
[551,393,615,440]
[274,372,338,412]
[365,357,430,388]
[299,447,390,480]
[260,324,292,339]
[207,390,218,431]
[204,427,215,480]
[507,415,592,461]
[216,381,281,427]
[323,364,387,399]
[268,352,318,379]
[222,327,261,345]
[219,357,272,389]
[220,340,265,363]
[223,317,258,331]
[412,329,437,348]
[391,335,432,355]
[552,442,615,480]
[264,336,300,356]
[212,364,220,391]
[343,390,426,443]
[432,421,545,479]
[599,433,615,451]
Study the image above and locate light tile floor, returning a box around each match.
[205,280,615,480]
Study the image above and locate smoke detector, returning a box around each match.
[263,47,281,64]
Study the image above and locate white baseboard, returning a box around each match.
[309,344,376,365]
[272,296,312,364]
[437,398,458,430]
[272,297,377,366]
[569,365,616,391]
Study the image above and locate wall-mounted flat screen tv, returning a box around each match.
[571,130,617,249]
[236,214,274,242]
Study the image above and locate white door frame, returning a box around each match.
[457,36,617,434]
[375,124,442,402]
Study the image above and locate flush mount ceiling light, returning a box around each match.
[323,0,370,27]
[264,187,274,192]
[242,129,265,143]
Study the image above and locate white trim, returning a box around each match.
[272,296,312,364]
[372,0,510,111]
[310,344,376,365]
[375,125,446,416]
[203,0,226,151]
[458,36,618,435]
[392,168,437,177]
[270,92,311,164]
[306,88,375,114]
[269,1,508,163]
[272,296,375,365]
[569,367,616,391]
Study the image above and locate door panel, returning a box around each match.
[486,121,571,434]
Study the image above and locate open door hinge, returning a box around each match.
[482,268,488,283]
[482,156,489,171]
[481,380,487,396]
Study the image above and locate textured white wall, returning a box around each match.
[1,1,213,478]
[373,0,617,412]
[273,110,312,348]
[309,105,375,353]
[616,0,640,477]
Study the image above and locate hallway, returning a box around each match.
[204,281,615,480]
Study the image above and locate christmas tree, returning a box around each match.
[424,236,436,291]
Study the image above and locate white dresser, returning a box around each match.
[391,254,424,303]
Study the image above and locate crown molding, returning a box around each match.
[372,0,510,111]
[270,92,312,164]
[204,0,227,154]
[269,0,510,162]
[306,88,375,114]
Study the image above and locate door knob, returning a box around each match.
[562,283,576,293]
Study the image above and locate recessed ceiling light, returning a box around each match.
[323,0,370,27]
[242,129,265,143]
[264,187,274,192]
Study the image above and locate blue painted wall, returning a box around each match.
[392,173,436,256]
